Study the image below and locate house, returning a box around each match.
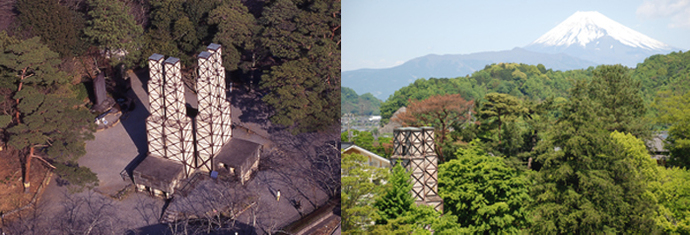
[647,131,669,165]
[341,143,391,168]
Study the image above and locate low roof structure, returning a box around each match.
[133,155,185,193]
[647,131,669,160]
[342,144,391,168]
[214,138,262,168]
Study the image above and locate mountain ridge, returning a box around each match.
[343,48,597,100]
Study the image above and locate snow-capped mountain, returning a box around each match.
[524,11,678,67]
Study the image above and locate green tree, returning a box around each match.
[529,81,656,234]
[341,153,388,234]
[369,204,464,234]
[84,0,143,66]
[208,0,257,72]
[477,93,526,148]
[650,167,690,234]
[438,139,531,234]
[16,0,84,57]
[0,36,97,190]
[374,165,415,224]
[259,0,340,134]
[588,64,649,138]
[655,91,690,168]
[172,16,199,54]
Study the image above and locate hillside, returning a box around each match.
[342,48,597,101]
[377,50,690,123]
[342,87,383,116]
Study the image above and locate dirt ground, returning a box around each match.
[0,149,50,214]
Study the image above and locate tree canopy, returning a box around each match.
[438,139,531,233]
[374,164,415,224]
[341,153,388,234]
[0,35,97,189]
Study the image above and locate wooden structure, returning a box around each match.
[392,127,443,212]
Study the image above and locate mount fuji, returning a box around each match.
[524,11,678,67]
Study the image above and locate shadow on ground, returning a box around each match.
[121,69,151,179]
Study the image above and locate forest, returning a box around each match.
[0,0,339,223]
[342,50,690,234]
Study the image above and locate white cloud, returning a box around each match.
[637,0,690,28]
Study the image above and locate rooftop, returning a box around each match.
[133,155,184,184]
[148,53,165,61]
[214,138,262,167]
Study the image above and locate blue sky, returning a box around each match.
[342,0,690,71]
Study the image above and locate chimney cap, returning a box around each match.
[207,43,221,51]
[148,53,165,61]
[164,57,180,65]
[198,51,212,59]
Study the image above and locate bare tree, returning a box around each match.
[1,199,54,235]
[163,178,258,234]
[56,191,125,235]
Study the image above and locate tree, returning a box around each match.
[393,94,474,162]
[438,139,531,234]
[83,0,143,66]
[650,167,690,234]
[16,0,84,57]
[0,35,96,191]
[655,91,690,168]
[588,64,649,138]
[374,165,414,224]
[259,0,340,134]
[477,93,526,147]
[369,204,464,234]
[529,81,657,234]
[208,0,257,72]
[341,153,388,234]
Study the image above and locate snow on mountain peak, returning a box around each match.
[529,11,671,51]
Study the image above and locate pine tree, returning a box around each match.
[374,164,415,224]
[0,35,97,191]
[208,0,257,71]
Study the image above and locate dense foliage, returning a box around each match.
[655,91,690,168]
[528,75,659,233]
[341,153,388,234]
[379,63,593,123]
[374,165,415,224]
[438,139,531,233]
